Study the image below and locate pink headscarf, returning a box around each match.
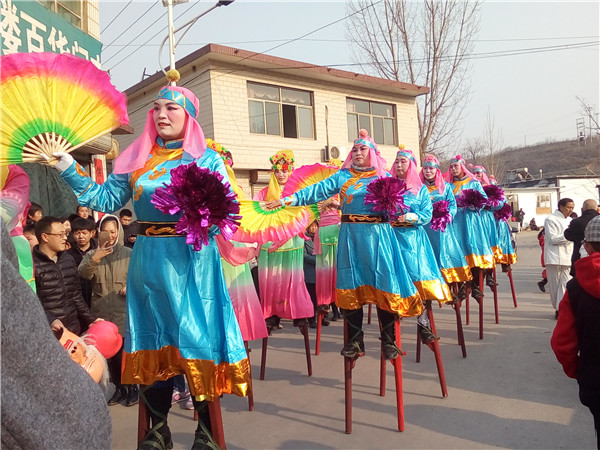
[443,155,477,183]
[389,148,422,195]
[469,164,491,186]
[419,154,445,195]
[113,86,207,174]
[341,129,388,177]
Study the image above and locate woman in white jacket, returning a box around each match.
[543,197,575,317]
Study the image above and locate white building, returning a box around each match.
[503,175,600,228]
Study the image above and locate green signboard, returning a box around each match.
[0,0,102,65]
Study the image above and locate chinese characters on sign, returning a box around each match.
[0,0,101,66]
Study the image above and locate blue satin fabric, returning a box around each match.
[449,177,494,268]
[60,146,247,366]
[495,202,516,261]
[392,185,447,294]
[424,182,471,274]
[288,168,419,306]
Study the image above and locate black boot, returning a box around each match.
[418,324,439,345]
[378,307,401,360]
[108,385,127,406]
[330,303,341,321]
[456,282,467,301]
[138,385,173,450]
[340,308,365,358]
[191,400,220,450]
[485,270,497,287]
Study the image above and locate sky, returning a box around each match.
[99,0,600,150]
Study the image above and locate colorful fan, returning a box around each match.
[233,200,310,244]
[281,163,338,223]
[0,52,129,166]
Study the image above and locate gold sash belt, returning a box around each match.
[138,221,184,237]
[341,214,385,224]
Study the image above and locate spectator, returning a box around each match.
[517,208,525,230]
[544,198,574,319]
[23,221,38,249]
[119,209,138,248]
[67,217,97,307]
[62,217,72,250]
[564,199,599,276]
[76,205,90,219]
[27,202,43,222]
[551,215,600,449]
[118,208,132,227]
[32,216,99,335]
[78,214,134,407]
[537,227,548,292]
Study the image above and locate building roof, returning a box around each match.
[125,43,430,98]
[503,174,599,190]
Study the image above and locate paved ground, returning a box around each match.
[109,230,596,449]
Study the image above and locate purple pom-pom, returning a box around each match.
[483,185,505,208]
[494,202,513,222]
[430,200,452,232]
[151,163,241,251]
[364,177,409,219]
[456,189,487,212]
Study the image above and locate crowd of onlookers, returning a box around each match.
[25,204,140,407]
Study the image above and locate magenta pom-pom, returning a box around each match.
[483,184,505,208]
[151,163,241,251]
[456,188,487,212]
[364,176,409,219]
[494,202,513,222]
[430,200,452,232]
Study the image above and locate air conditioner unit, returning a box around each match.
[323,145,348,162]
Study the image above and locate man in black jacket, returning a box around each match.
[564,199,599,276]
[33,216,98,335]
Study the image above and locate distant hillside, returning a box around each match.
[456,139,600,184]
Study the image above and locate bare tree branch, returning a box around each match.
[346,0,481,159]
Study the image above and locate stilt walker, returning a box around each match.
[264,130,423,431]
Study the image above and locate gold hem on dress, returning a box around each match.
[335,285,423,317]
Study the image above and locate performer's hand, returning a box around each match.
[51,319,64,332]
[40,151,74,172]
[118,286,127,296]
[92,318,105,324]
[262,200,283,211]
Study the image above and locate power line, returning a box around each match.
[102,2,159,51]
[100,0,132,35]
[104,1,198,67]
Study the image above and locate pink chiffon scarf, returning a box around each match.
[390,149,423,195]
[443,156,477,183]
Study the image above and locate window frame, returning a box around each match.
[247,81,315,140]
[346,97,397,146]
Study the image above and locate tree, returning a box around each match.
[346,0,482,159]
[482,106,507,183]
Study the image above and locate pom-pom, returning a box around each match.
[430,200,452,232]
[398,144,405,150]
[456,188,487,212]
[359,128,369,138]
[364,176,409,220]
[468,163,474,169]
[151,163,241,251]
[483,184,505,208]
[494,202,513,222]
[166,69,180,83]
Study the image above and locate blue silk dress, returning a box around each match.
[423,182,472,284]
[495,201,517,265]
[391,185,452,304]
[60,140,250,400]
[449,177,495,269]
[285,167,422,317]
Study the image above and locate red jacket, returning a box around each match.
[551,251,600,379]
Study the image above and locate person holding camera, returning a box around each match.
[79,214,134,406]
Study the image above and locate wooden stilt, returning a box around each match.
[478,270,484,340]
[392,320,404,432]
[244,341,254,411]
[492,266,499,324]
[454,301,467,358]
[507,265,518,307]
[427,306,448,398]
[300,323,313,376]
[367,304,372,324]
[315,310,325,356]
[343,319,358,434]
[137,395,149,445]
[260,336,268,381]
[207,398,227,450]
[465,286,470,325]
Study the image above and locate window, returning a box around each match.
[38,0,83,28]
[536,194,551,214]
[347,98,396,145]
[247,82,314,139]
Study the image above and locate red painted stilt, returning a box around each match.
[492,266,499,324]
[507,265,518,307]
[300,323,313,376]
[244,341,254,411]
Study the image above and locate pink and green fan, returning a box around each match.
[0,52,129,166]
[281,163,339,222]
[233,200,311,244]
